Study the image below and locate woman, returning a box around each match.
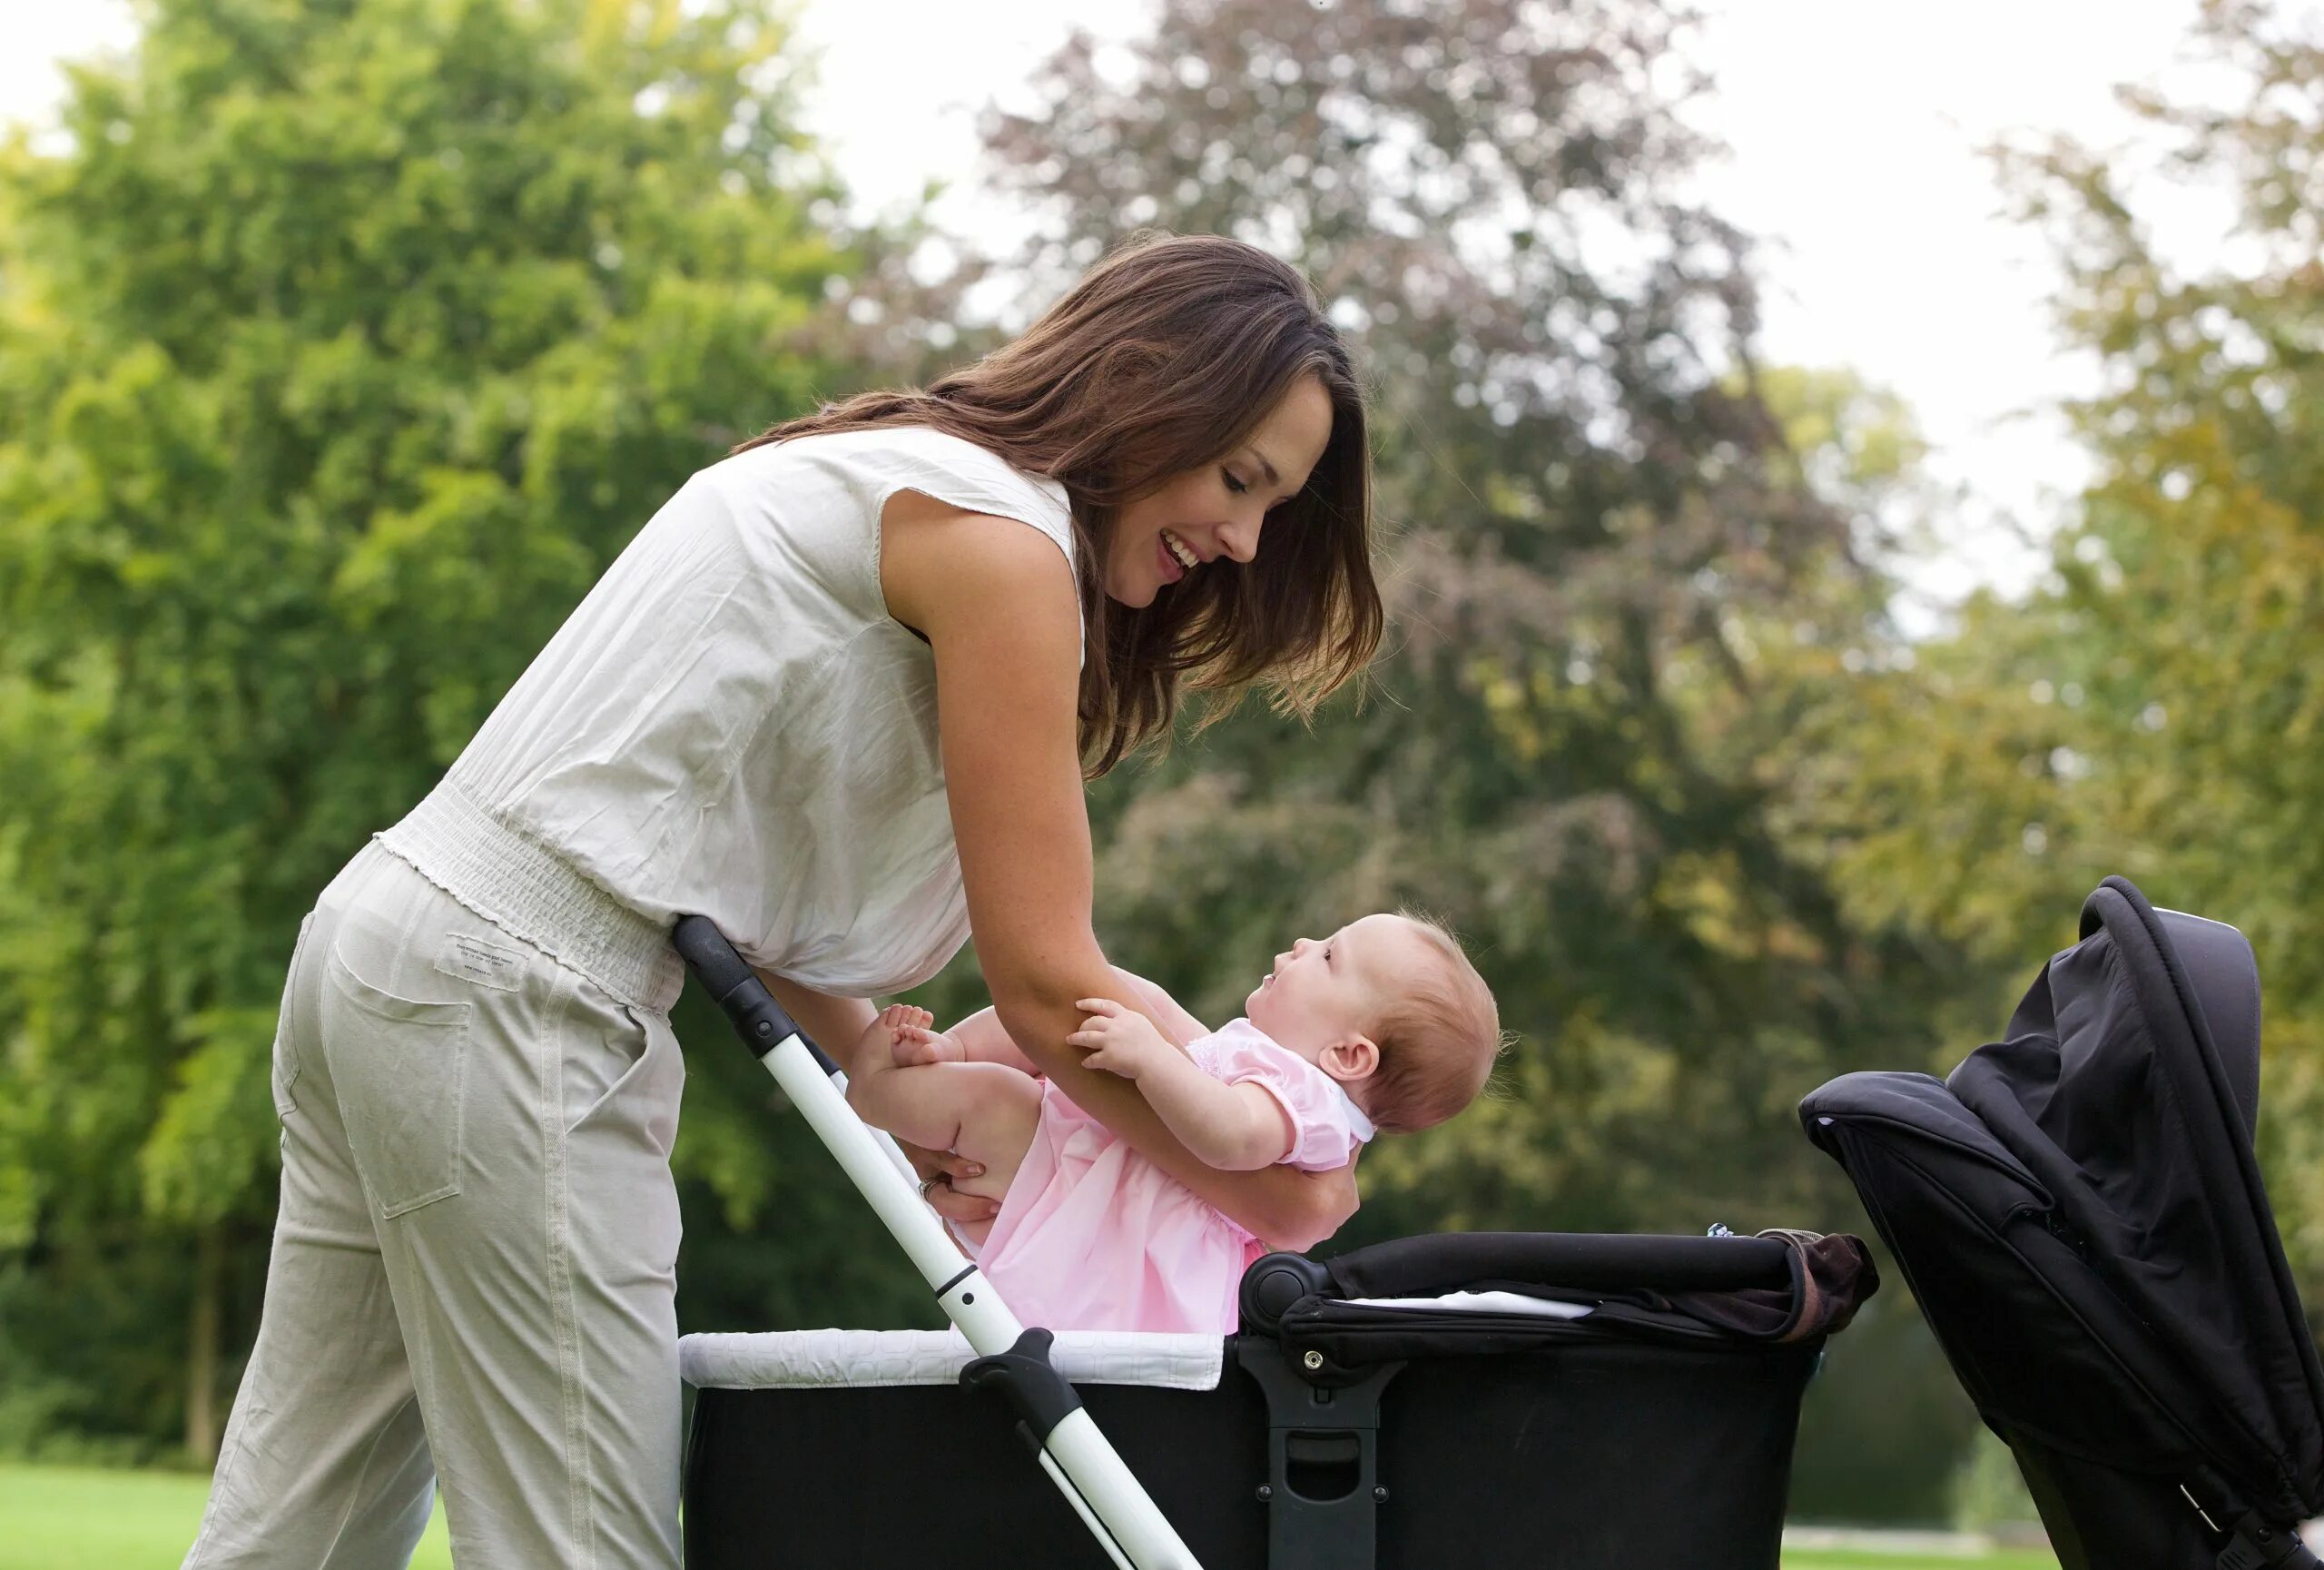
[182,232,1382,1570]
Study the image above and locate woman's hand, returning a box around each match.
[1068,997,1176,1080]
[898,1141,1001,1228]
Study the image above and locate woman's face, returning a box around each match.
[1102,373,1335,608]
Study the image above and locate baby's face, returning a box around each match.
[1245,913,1430,1065]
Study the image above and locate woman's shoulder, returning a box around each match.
[722,424,1074,548]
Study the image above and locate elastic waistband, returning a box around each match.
[378,781,685,1012]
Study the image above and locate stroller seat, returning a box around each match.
[1802,875,2324,1568]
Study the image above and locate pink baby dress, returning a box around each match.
[976,1019,1375,1334]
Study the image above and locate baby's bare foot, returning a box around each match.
[891,1022,962,1066]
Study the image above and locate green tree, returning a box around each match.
[1776,0,2324,1294]
[0,0,845,1460]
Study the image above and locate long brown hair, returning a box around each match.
[736,232,1382,775]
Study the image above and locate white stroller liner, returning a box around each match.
[679,1295,1594,1395]
[682,1329,1228,1392]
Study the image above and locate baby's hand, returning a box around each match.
[1068,998,1171,1080]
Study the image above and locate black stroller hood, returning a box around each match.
[1802,876,2324,1565]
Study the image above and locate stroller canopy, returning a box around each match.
[1803,876,2324,1557]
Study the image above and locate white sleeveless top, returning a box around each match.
[431,427,1078,996]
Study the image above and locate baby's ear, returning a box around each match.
[1320,1035,1378,1084]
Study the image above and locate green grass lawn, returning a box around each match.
[1787,1555,2056,1570]
[0,1464,454,1570]
[0,1462,2054,1569]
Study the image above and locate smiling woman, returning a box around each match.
[736,231,1381,775]
[183,230,1387,1570]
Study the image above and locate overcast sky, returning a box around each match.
[0,0,2273,605]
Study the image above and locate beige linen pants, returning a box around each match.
[183,838,688,1569]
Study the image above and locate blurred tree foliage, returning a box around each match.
[928,0,1971,1253]
[0,0,851,1459]
[1768,0,2324,1296]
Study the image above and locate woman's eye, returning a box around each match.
[1222,469,1248,495]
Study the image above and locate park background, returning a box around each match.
[2,0,2320,1558]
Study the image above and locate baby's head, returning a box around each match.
[1244,912,1500,1134]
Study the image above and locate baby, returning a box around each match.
[845,912,1501,1334]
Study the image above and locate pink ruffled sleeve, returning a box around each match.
[1193,1021,1366,1172]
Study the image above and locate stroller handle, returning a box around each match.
[672,913,760,1001]
[672,914,833,1074]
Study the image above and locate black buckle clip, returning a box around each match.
[2216,1510,2310,1569]
[960,1327,1082,1456]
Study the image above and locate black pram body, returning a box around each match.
[681,1229,1873,1568]
[1803,875,2324,1567]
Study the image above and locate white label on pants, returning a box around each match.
[438,933,525,992]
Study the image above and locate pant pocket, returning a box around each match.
[567,1001,683,1160]
[565,1008,649,1136]
[322,935,471,1218]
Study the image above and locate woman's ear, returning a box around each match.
[1320,1035,1379,1084]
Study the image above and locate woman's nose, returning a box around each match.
[1216,508,1263,564]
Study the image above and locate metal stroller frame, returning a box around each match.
[672,915,1201,1570]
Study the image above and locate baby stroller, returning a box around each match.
[1801,875,2324,1568]
[673,918,1874,1569]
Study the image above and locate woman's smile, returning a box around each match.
[1157,528,1206,584]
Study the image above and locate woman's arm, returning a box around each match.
[757,970,876,1061]
[881,502,1356,1250]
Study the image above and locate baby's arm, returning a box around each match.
[1141,1057,1295,1171]
[923,973,1200,1071]
[846,1006,1041,1177]
[1071,1000,1293,1172]
[1108,967,1210,1048]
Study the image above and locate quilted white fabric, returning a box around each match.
[679,1328,1226,1391]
